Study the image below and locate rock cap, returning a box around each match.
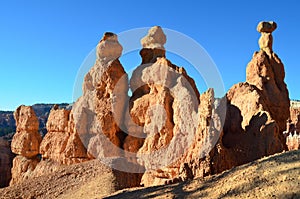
[141,26,166,49]
[96,32,123,62]
[257,21,277,33]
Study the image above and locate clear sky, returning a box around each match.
[0,0,299,111]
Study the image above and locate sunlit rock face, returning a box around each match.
[208,21,288,176]
[70,32,128,159]
[10,105,42,185]
[130,22,288,186]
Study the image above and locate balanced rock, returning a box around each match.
[205,21,288,174]
[11,105,42,158]
[257,21,277,33]
[247,21,290,135]
[141,26,166,49]
[97,32,122,62]
[140,26,166,64]
[257,21,277,55]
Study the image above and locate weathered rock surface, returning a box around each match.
[199,21,288,176]
[246,51,289,135]
[257,21,277,55]
[0,138,14,188]
[70,32,128,160]
[9,105,90,186]
[0,103,70,140]
[130,22,289,187]
[211,83,285,173]
[4,22,291,191]
[10,105,42,185]
[141,26,166,50]
[11,105,42,158]
[257,21,277,33]
[286,133,300,150]
[246,21,289,145]
[69,32,142,186]
[178,88,222,180]
[9,155,40,185]
[126,27,202,186]
[40,107,89,164]
[285,102,300,150]
[202,21,288,176]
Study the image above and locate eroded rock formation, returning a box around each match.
[10,105,42,185]
[128,22,289,186]
[11,106,42,157]
[125,26,210,186]
[70,32,128,159]
[40,107,89,164]
[7,22,290,189]
[206,21,288,174]
[246,22,289,134]
[285,101,300,150]
[68,32,142,187]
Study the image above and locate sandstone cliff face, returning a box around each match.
[0,138,14,188]
[246,51,289,134]
[210,83,284,173]
[40,107,89,165]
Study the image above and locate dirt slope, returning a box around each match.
[0,160,127,199]
[0,150,299,199]
[107,150,300,199]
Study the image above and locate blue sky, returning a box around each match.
[0,0,299,111]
